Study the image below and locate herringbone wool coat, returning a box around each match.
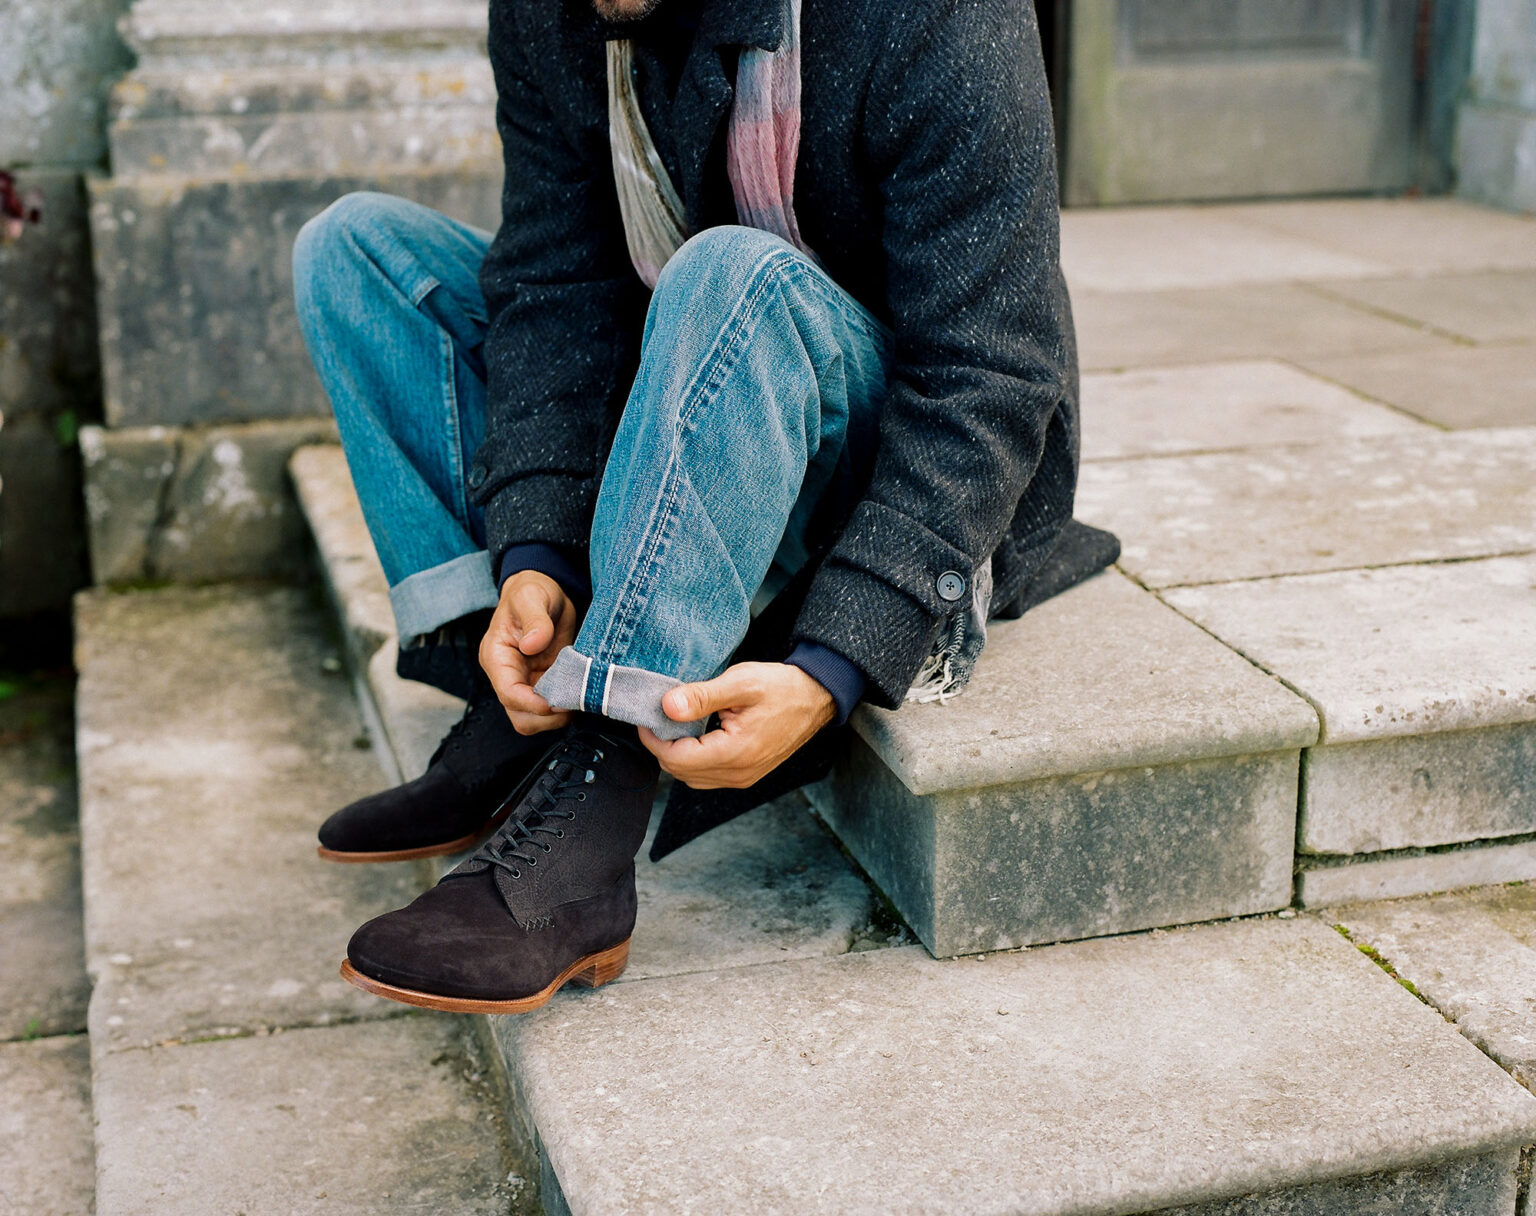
[468,0,1114,853]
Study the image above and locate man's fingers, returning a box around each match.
[638,725,751,787]
[661,666,764,723]
[509,583,558,656]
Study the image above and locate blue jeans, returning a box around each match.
[294,194,891,738]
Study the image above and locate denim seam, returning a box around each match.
[435,323,472,529]
[592,246,793,665]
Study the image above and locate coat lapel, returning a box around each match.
[671,0,786,228]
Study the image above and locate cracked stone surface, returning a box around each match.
[1331,882,1536,1094]
[502,916,1536,1216]
[75,585,418,1054]
[0,1036,95,1216]
[81,420,339,585]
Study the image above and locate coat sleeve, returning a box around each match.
[470,2,649,569]
[788,0,1077,708]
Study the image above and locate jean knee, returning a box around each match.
[652,224,796,311]
[293,191,416,303]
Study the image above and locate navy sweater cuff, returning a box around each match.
[786,642,866,726]
[497,544,592,604]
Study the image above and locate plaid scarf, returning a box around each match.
[607,0,815,288]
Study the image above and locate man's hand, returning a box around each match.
[480,570,579,735]
[638,662,835,789]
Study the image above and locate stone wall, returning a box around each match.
[0,0,131,616]
[79,0,501,585]
[1458,0,1536,212]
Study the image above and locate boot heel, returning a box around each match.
[571,939,630,989]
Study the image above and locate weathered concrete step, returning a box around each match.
[0,1036,95,1216]
[75,585,524,1212]
[292,445,1320,958]
[813,568,1318,955]
[502,915,1536,1216]
[288,450,1536,1216]
[1165,554,1536,906]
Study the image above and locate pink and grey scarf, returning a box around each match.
[607,0,815,288]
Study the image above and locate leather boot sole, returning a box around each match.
[339,937,631,1014]
[316,803,514,864]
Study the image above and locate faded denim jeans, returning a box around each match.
[293,193,890,738]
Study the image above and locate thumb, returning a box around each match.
[511,584,558,655]
[662,668,761,723]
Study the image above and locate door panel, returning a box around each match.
[1064,0,1418,205]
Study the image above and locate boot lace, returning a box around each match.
[469,736,608,880]
[428,695,490,768]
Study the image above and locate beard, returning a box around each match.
[591,0,665,20]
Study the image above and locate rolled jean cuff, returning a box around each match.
[388,551,500,640]
[535,647,706,742]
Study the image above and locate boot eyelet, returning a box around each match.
[510,868,521,878]
[527,856,537,866]
[554,830,564,839]
[593,750,605,763]
[576,792,586,802]
[584,770,596,784]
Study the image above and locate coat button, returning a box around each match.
[467,464,488,489]
[936,571,966,602]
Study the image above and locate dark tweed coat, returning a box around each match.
[469,0,1115,855]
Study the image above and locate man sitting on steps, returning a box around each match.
[291,0,1115,1014]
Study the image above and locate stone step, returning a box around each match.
[74,585,527,1213]
[506,915,1536,1216]
[288,444,1536,1215]
[290,445,1322,958]
[1075,426,1536,904]
[810,568,1319,955]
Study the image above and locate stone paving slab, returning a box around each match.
[1331,882,1536,1094]
[1299,840,1536,908]
[1059,207,1379,293]
[1235,199,1536,276]
[1307,269,1536,345]
[853,571,1316,793]
[1297,343,1536,430]
[1080,359,1428,461]
[75,586,419,1053]
[1163,557,1536,747]
[290,444,396,668]
[0,677,89,1041]
[1077,428,1536,588]
[497,916,1536,1216]
[92,1016,518,1216]
[1165,557,1536,855]
[1073,281,1452,372]
[0,1036,95,1216]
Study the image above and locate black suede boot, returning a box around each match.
[317,686,552,863]
[341,726,659,1012]
[395,610,493,701]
